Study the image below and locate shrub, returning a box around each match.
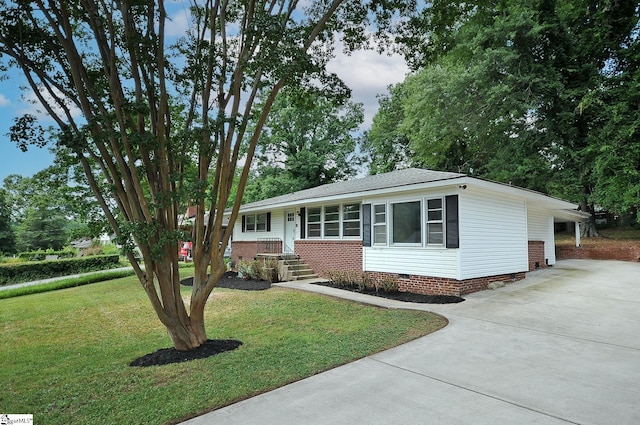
[376,276,399,293]
[0,255,121,286]
[259,258,279,283]
[327,270,366,291]
[237,258,279,283]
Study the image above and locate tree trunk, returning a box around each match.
[167,322,208,351]
[580,199,600,238]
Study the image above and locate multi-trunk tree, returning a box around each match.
[0,0,417,351]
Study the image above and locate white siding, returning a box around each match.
[232,210,286,242]
[363,246,459,279]
[459,188,528,279]
[527,205,557,265]
[362,187,460,279]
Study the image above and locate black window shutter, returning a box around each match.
[445,195,459,248]
[266,212,271,232]
[362,203,372,247]
[300,208,306,239]
[241,215,246,232]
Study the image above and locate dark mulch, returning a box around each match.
[180,271,271,291]
[313,281,465,304]
[130,339,243,367]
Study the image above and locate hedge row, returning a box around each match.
[0,255,121,286]
[17,249,78,261]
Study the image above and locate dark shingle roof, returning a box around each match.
[240,168,465,210]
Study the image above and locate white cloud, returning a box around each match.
[0,94,9,107]
[327,47,409,130]
[19,86,83,123]
[165,5,192,37]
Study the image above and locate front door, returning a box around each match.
[284,210,296,253]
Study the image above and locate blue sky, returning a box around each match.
[0,5,409,184]
[0,70,56,183]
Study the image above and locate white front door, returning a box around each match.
[284,210,296,253]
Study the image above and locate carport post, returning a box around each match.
[575,221,581,247]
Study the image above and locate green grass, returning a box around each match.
[0,275,446,424]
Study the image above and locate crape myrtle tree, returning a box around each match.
[0,0,417,351]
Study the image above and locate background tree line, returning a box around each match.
[365,0,640,233]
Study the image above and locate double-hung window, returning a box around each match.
[245,215,256,231]
[426,198,444,245]
[373,204,387,244]
[342,203,361,237]
[324,205,340,237]
[307,207,322,238]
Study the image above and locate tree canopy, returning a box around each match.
[0,0,418,350]
[367,0,640,226]
[243,88,364,202]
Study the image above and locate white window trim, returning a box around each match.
[426,197,445,246]
[306,204,362,240]
[373,203,387,246]
[307,207,322,239]
[342,203,361,238]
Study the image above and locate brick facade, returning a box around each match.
[295,240,363,278]
[231,241,259,265]
[528,240,546,270]
[365,271,526,297]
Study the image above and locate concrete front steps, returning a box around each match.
[256,254,319,281]
[282,257,318,281]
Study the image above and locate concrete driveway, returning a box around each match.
[181,259,640,425]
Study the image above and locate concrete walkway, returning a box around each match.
[181,259,640,425]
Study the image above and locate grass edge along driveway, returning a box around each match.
[0,275,446,425]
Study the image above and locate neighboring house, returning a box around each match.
[228,168,588,296]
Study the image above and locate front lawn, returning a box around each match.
[0,275,446,425]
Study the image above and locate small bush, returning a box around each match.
[376,276,399,293]
[237,258,279,283]
[327,270,367,291]
[259,258,279,283]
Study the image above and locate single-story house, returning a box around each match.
[228,168,589,296]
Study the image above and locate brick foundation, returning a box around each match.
[366,271,527,297]
[528,240,546,270]
[295,240,362,278]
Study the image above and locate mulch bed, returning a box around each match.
[179,271,271,291]
[130,339,243,367]
[313,281,465,304]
